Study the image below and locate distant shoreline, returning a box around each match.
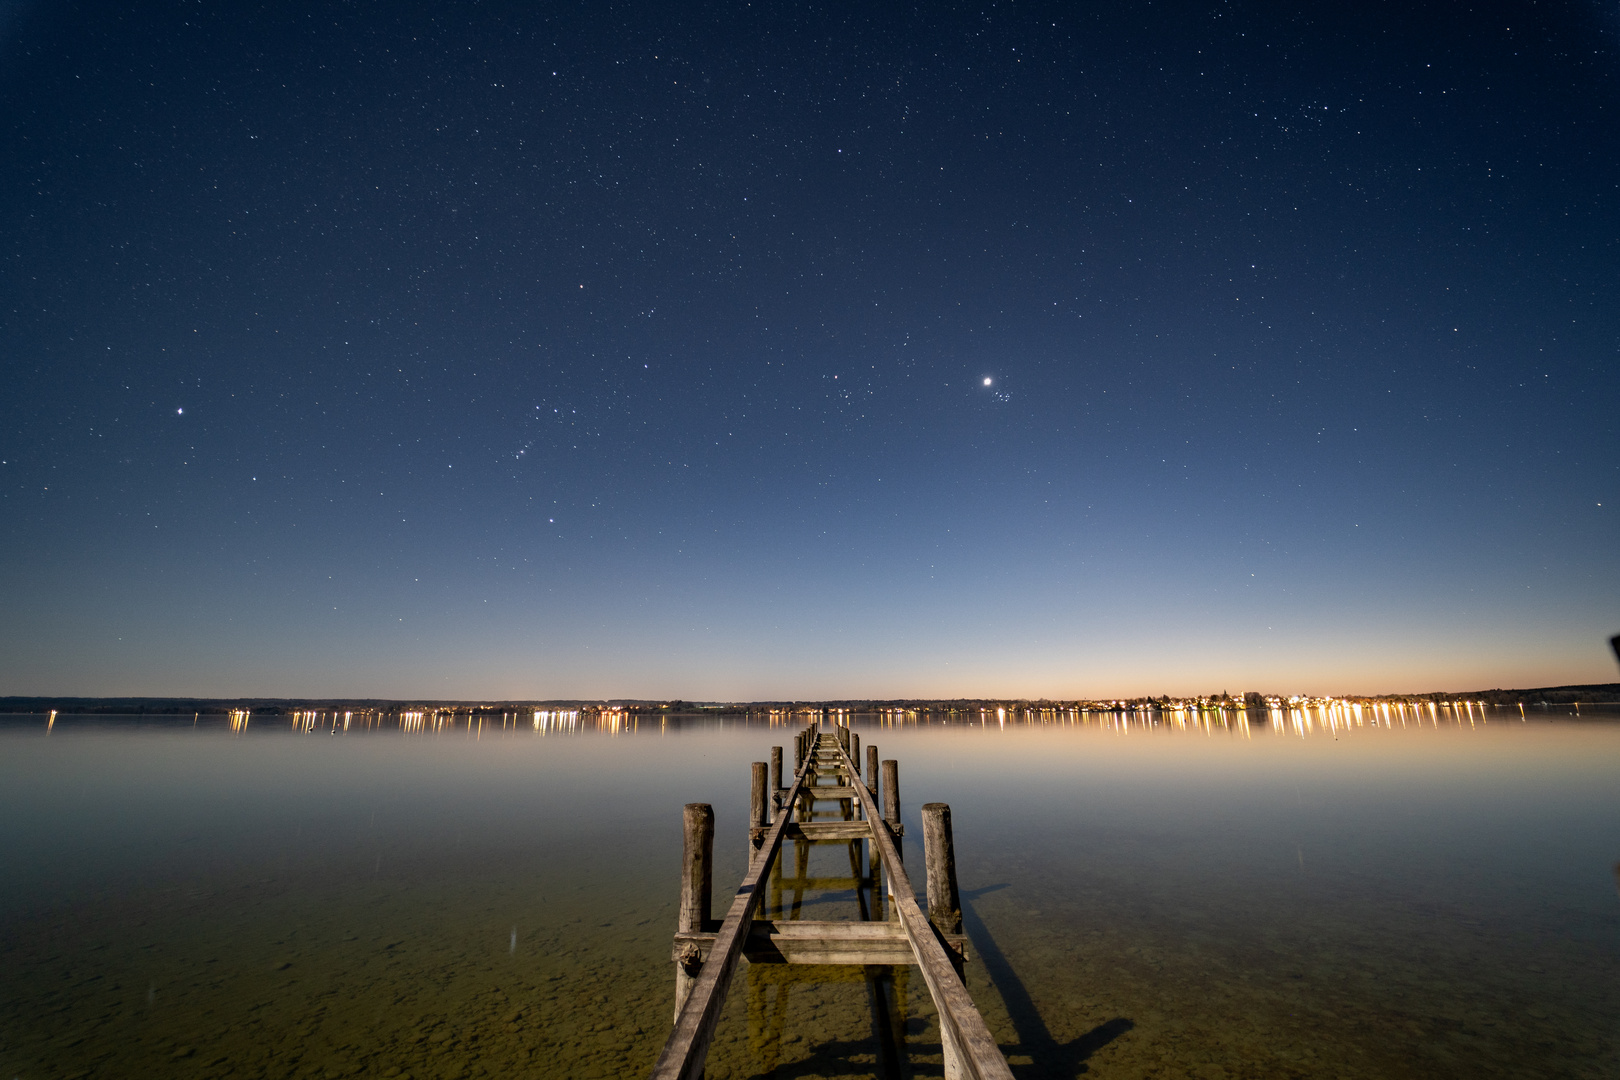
[3,684,1617,716]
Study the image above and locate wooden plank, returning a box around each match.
[803,785,858,798]
[826,740,1015,1080]
[781,815,900,836]
[648,759,810,1080]
[674,920,968,966]
[749,821,871,841]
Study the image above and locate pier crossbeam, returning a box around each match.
[748,820,902,842]
[674,919,967,966]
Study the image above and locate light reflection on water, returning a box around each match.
[79,696,1583,741]
[0,708,1616,1080]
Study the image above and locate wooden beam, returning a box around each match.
[827,742,1014,1080]
[674,920,967,967]
[749,821,871,841]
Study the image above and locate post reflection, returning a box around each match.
[755,828,906,1077]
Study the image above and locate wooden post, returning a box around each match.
[750,762,768,854]
[924,801,966,1080]
[881,759,900,827]
[866,745,879,794]
[849,731,859,769]
[679,804,715,931]
[675,803,714,1021]
[770,746,783,814]
[922,803,962,936]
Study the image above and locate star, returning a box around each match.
[982,377,992,386]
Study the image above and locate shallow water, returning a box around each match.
[1,707,1616,1079]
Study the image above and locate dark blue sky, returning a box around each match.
[2,1,1615,699]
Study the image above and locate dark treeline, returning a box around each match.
[1458,684,1620,706]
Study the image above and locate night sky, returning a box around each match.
[1,1,1615,700]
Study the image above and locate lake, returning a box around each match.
[1,706,1616,1079]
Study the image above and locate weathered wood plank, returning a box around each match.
[673,920,968,966]
[749,821,871,841]
[828,739,1015,1080]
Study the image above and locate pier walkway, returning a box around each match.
[648,723,1014,1080]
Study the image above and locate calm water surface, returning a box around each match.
[1,708,1616,1080]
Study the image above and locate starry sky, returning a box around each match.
[1,1,1616,700]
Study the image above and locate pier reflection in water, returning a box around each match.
[0,705,1616,1080]
[752,826,910,1080]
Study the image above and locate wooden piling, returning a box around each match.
[770,746,783,814]
[675,803,715,1021]
[881,759,900,827]
[849,731,859,766]
[922,803,963,938]
[867,744,879,794]
[750,762,769,849]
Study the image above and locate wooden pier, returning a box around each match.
[649,723,1014,1080]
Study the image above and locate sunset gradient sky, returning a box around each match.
[2,1,1616,699]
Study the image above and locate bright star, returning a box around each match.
[982,377,992,387]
